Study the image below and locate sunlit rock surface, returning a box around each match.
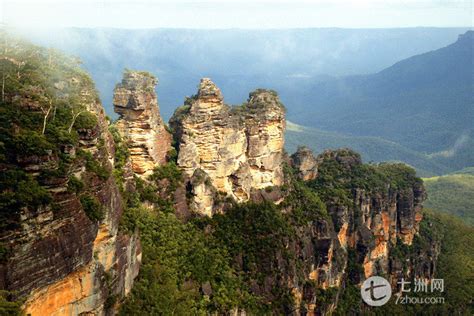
[113,71,171,176]
[170,78,285,215]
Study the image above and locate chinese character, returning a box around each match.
[431,279,444,292]
[397,278,411,292]
[414,278,428,292]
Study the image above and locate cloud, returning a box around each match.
[1,0,472,28]
[429,132,471,158]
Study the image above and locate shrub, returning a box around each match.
[14,131,54,156]
[73,111,98,130]
[67,175,84,194]
[149,162,182,192]
[78,150,110,180]
[80,195,105,221]
[0,291,23,316]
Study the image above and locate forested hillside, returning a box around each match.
[424,169,474,225]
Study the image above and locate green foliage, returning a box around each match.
[149,162,182,192]
[67,175,84,194]
[0,34,100,162]
[78,149,111,180]
[13,131,54,156]
[120,207,255,314]
[0,34,108,231]
[283,180,328,225]
[0,291,23,316]
[316,287,338,310]
[373,209,474,314]
[334,284,361,315]
[45,124,78,147]
[73,111,98,130]
[80,195,104,222]
[109,124,130,192]
[423,173,474,225]
[152,162,182,181]
[420,210,474,313]
[212,202,292,274]
[0,244,8,263]
[308,151,421,208]
[0,169,51,229]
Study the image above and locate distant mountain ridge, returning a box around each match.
[287,31,473,173]
[285,122,450,177]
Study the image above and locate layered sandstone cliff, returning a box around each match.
[113,71,171,176]
[0,74,141,315]
[169,78,285,215]
[285,148,432,314]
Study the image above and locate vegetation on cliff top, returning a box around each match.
[423,171,474,225]
[0,33,111,267]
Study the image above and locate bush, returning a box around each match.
[80,195,104,221]
[78,150,110,180]
[67,175,84,194]
[119,207,254,314]
[74,111,98,130]
[0,291,23,316]
[149,162,182,193]
[0,244,8,263]
[14,131,54,156]
[0,169,52,230]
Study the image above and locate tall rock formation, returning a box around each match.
[113,71,171,176]
[170,78,285,215]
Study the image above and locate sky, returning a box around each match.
[1,0,472,29]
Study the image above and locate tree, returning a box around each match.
[68,108,86,133]
[40,98,53,135]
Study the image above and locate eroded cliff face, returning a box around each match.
[284,149,434,314]
[0,74,141,315]
[169,78,285,215]
[113,71,171,176]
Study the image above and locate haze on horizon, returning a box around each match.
[1,0,472,29]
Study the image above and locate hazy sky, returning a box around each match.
[1,0,472,29]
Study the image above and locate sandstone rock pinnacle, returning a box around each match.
[170,79,286,215]
[113,70,171,176]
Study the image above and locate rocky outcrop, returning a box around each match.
[290,146,318,181]
[170,79,285,215]
[113,71,171,176]
[285,149,433,313]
